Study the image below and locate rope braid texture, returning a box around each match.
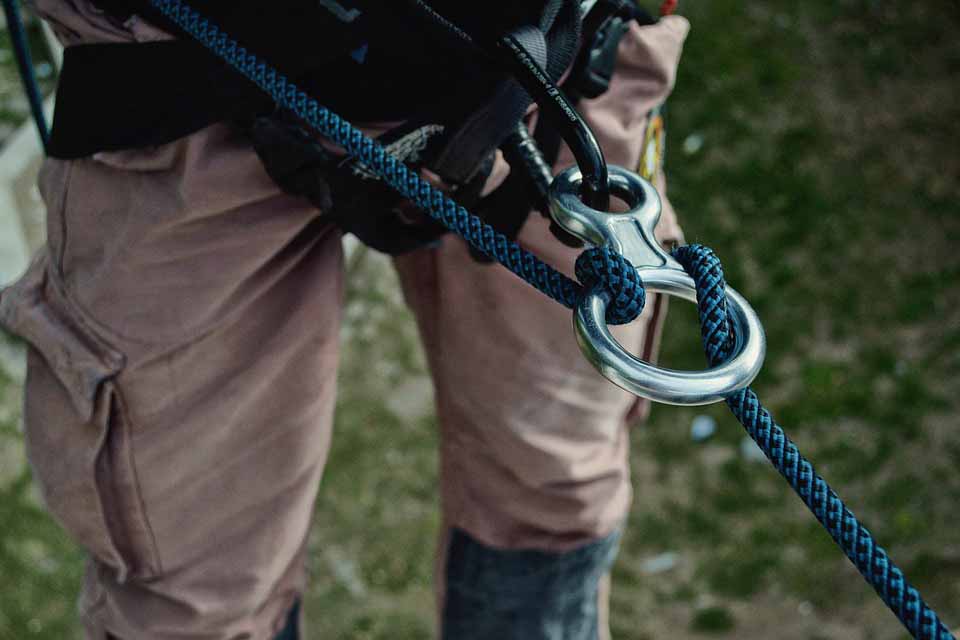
[673,244,955,640]
[149,1,952,636]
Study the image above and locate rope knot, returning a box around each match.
[574,246,645,325]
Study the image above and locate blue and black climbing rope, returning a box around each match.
[146,1,954,636]
[674,244,955,640]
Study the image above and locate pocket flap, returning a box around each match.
[0,253,125,420]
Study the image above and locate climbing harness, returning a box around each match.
[4,0,955,636]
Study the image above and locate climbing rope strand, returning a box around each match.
[673,244,956,640]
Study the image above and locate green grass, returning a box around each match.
[614,1,960,637]
[1,1,959,638]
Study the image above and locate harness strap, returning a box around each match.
[429,25,551,185]
[50,41,270,158]
[420,0,582,186]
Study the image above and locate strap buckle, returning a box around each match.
[549,165,766,405]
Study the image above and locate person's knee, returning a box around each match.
[447,430,632,551]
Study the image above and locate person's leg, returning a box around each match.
[1,121,343,639]
[395,212,653,640]
[394,15,689,640]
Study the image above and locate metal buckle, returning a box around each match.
[549,165,766,405]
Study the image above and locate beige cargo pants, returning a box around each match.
[0,2,688,638]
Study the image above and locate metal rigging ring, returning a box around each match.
[549,165,767,405]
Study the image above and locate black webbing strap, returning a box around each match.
[49,41,270,158]
[46,0,528,158]
[429,0,582,185]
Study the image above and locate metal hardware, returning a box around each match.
[549,165,766,405]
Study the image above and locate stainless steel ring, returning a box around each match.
[549,165,766,406]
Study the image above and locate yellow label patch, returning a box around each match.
[638,110,665,181]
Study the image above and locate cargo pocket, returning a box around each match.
[0,254,160,582]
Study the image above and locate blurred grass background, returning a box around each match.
[0,0,958,638]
